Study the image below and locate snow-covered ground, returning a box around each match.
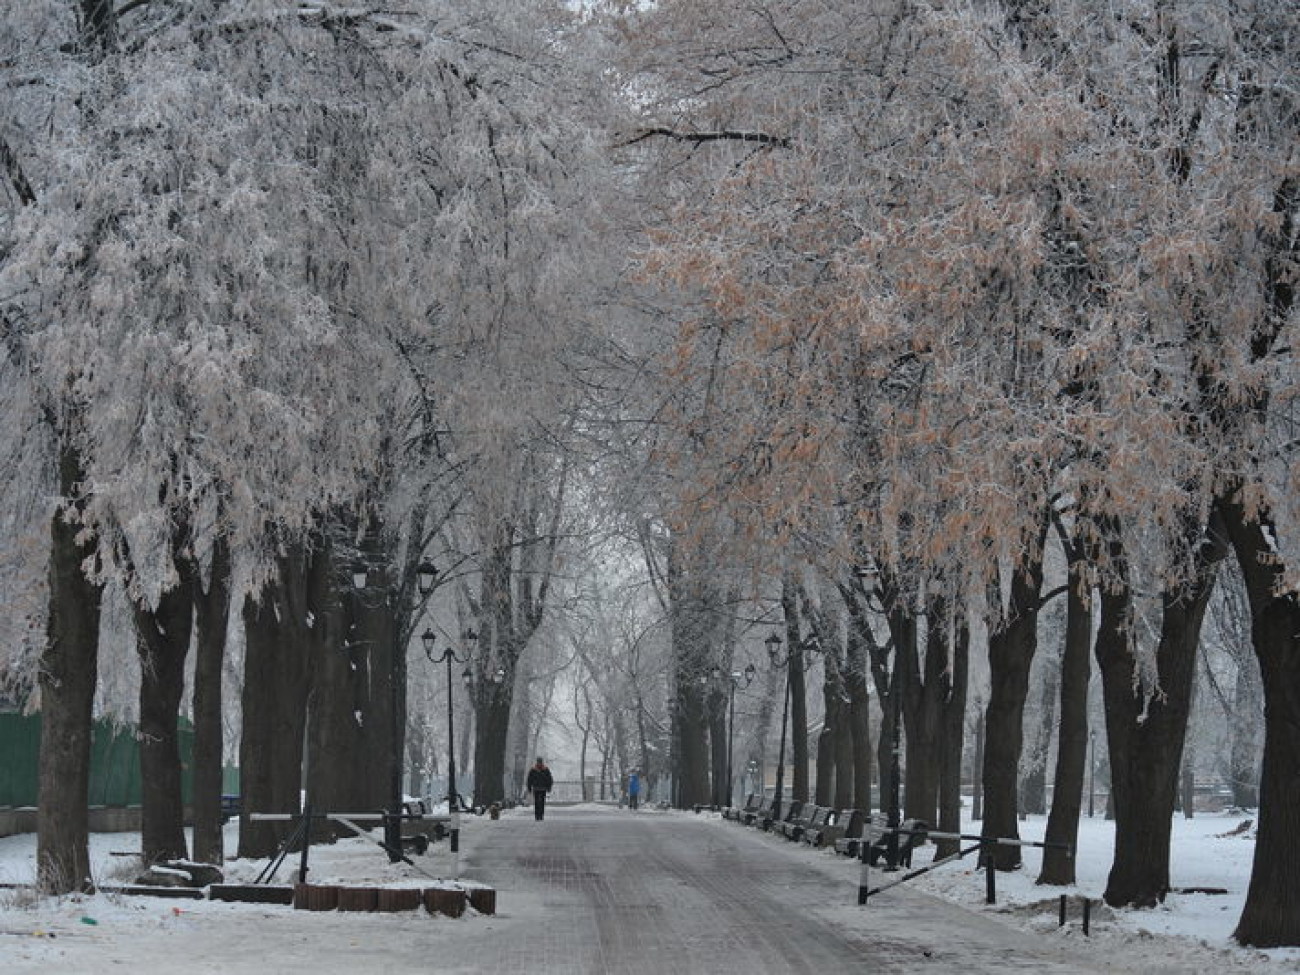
[0,804,1296,973]
[901,807,1297,970]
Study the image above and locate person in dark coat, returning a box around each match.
[526,757,554,821]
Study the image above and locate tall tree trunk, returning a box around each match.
[779,575,812,807]
[343,535,403,818]
[191,533,232,865]
[1218,492,1300,946]
[237,543,315,860]
[1021,651,1058,817]
[840,583,877,813]
[1039,526,1092,885]
[1098,515,1221,908]
[902,593,945,827]
[473,680,512,806]
[936,609,969,859]
[134,550,197,866]
[708,686,728,807]
[1228,652,1261,809]
[307,542,375,838]
[37,441,103,894]
[981,521,1047,870]
[845,631,873,813]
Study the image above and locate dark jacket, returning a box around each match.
[526,764,553,793]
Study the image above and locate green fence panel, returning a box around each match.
[0,712,196,808]
[0,713,41,807]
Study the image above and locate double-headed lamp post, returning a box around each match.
[421,626,475,864]
[712,662,756,808]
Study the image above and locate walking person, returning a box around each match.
[526,757,554,821]
[627,768,641,811]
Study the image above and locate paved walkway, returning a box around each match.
[439,804,1114,973]
[4,805,1229,974]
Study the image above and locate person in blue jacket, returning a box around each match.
[627,768,641,811]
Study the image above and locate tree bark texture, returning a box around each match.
[306,546,377,839]
[134,550,197,866]
[236,543,318,859]
[900,597,944,828]
[1218,493,1300,947]
[1039,533,1092,885]
[981,535,1046,870]
[37,441,103,894]
[936,610,969,859]
[191,533,232,866]
[845,629,874,813]
[1097,518,1219,908]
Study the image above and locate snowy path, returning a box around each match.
[0,805,1286,973]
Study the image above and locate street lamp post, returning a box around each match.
[353,562,406,863]
[765,632,789,822]
[713,663,756,808]
[422,626,475,853]
[765,631,822,822]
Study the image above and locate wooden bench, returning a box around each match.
[763,799,803,833]
[784,804,832,843]
[742,796,773,827]
[805,807,850,848]
[865,818,930,868]
[835,810,877,857]
[724,793,760,823]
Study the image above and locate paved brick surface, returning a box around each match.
[433,804,1116,974]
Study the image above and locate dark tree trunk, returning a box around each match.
[971,710,984,821]
[1097,517,1220,908]
[902,592,948,827]
[1039,527,1092,885]
[37,441,103,894]
[1218,493,1300,946]
[307,540,378,837]
[354,546,403,817]
[1228,653,1261,809]
[191,533,232,865]
[236,543,316,860]
[709,687,728,807]
[788,651,810,807]
[1021,652,1058,818]
[829,657,856,811]
[981,524,1047,870]
[675,675,711,807]
[473,681,512,806]
[936,612,969,859]
[845,630,873,813]
[815,675,836,806]
[839,583,877,813]
[134,550,197,866]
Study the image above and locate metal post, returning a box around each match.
[1088,730,1096,818]
[885,670,902,870]
[726,680,736,807]
[984,840,997,904]
[386,612,403,863]
[772,669,790,823]
[446,652,460,860]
